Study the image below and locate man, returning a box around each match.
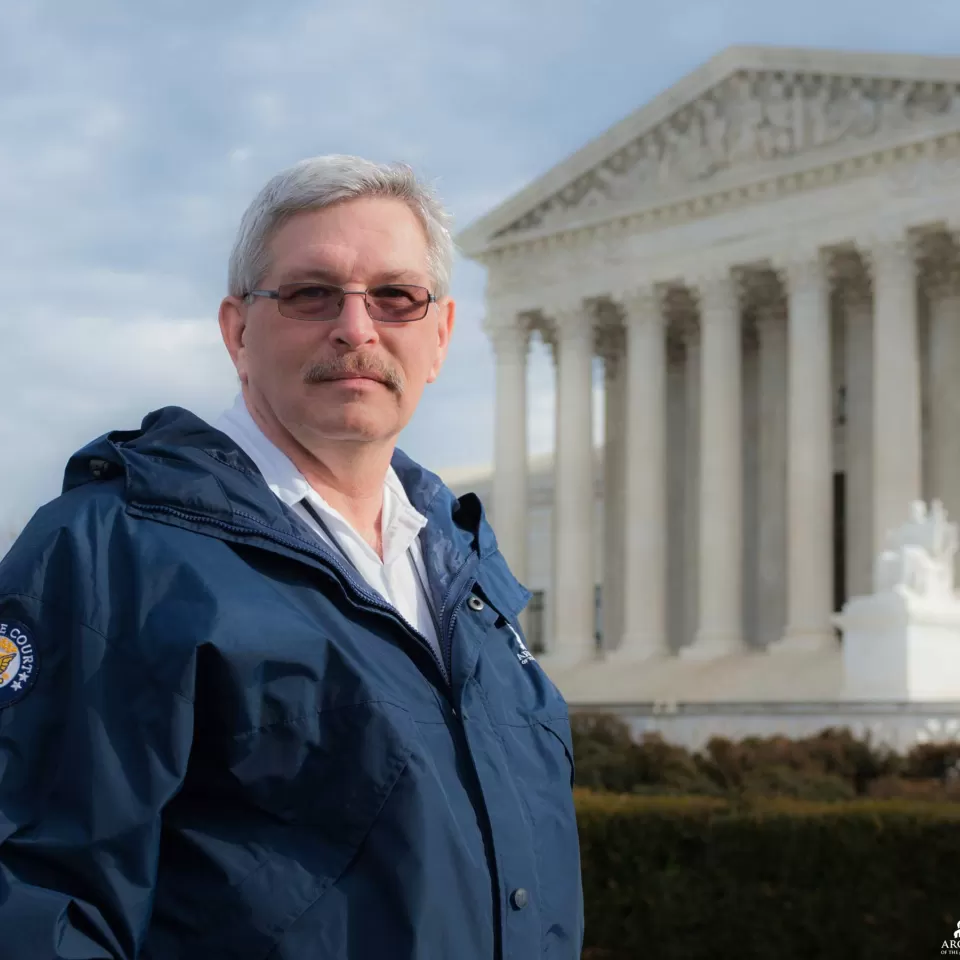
[0,155,583,959]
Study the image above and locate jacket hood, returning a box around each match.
[62,405,500,565]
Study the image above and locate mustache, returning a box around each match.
[303,355,404,393]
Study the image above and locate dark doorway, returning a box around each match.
[594,584,602,652]
[527,591,546,654]
[833,472,847,618]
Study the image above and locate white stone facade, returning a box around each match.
[453,45,960,706]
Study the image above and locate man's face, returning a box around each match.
[220,196,455,449]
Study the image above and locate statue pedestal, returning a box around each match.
[835,500,960,701]
[837,591,960,700]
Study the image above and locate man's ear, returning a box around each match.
[426,298,456,384]
[219,296,249,384]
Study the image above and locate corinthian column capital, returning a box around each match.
[828,249,872,310]
[595,322,626,369]
[616,285,663,325]
[774,248,830,296]
[692,269,738,319]
[755,295,787,332]
[484,315,530,360]
[918,231,960,300]
[859,228,919,280]
[927,262,960,300]
[548,303,593,345]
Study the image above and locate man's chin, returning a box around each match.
[302,413,398,444]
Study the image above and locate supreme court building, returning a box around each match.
[448,46,960,734]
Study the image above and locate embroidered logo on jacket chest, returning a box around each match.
[505,621,536,666]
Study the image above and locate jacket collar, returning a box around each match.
[62,405,502,572]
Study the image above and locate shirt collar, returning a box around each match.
[212,393,311,509]
[212,393,428,559]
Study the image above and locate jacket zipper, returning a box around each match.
[141,504,460,687]
[440,557,480,684]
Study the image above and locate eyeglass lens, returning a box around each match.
[276,283,430,322]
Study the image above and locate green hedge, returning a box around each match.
[576,790,960,960]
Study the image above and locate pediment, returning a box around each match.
[457,46,960,255]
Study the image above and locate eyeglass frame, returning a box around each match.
[242,282,438,322]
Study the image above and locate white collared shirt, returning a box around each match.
[212,394,443,666]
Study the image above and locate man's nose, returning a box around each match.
[332,291,379,347]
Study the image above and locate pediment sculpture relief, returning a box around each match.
[497,72,960,238]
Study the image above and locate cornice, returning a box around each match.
[475,124,960,266]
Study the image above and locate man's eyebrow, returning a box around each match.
[275,267,340,285]
[374,270,427,284]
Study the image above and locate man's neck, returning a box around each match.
[242,391,393,552]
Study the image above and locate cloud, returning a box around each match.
[2,0,960,539]
[1,312,235,520]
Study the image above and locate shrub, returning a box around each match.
[569,713,939,801]
[903,742,960,781]
[570,714,720,796]
[631,733,720,796]
[799,727,902,791]
[570,712,643,794]
[696,729,899,797]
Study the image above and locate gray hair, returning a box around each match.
[227,154,455,300]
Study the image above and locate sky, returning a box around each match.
[2,0,960,545]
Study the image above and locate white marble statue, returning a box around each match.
[874,500,959,600]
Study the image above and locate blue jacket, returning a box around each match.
[0,407,583,959]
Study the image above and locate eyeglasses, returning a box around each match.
[243,282,437,323]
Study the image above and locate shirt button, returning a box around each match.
[467,596,485,612]
[510,888,528,910]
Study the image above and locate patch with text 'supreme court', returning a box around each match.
[0,620,38,708]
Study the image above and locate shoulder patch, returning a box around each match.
[0,620,39,708]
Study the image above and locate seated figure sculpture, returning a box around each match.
[873,500,959,601]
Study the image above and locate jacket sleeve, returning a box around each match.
[0,591,194,959]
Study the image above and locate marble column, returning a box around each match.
[550,306,596,667]
[684,271,744,659]
[489,317,530,594]
[599,324,627,654]
[866,234,922,554]
[616,287,668,661]
[665,328,688,652]
[927,266,960,573]
[683,319,701,652]
[755,299,788,648]
[844,280,874,600]
[773,253,835,653]
[546,333,559,652]
[741,322,760,648]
